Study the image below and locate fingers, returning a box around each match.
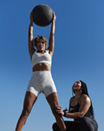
[63,108,68,112]
[55,106,64,116]
[52,12,56,22]
[55,105,61,110]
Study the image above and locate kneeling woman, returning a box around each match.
[15,12,66,131]
[53,80,98,131]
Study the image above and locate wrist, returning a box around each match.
[30,21,33,26]
[63,111,67,117]
[51,32,55,35]
[52,21,55,25]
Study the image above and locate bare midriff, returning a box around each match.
[32,63,51,72]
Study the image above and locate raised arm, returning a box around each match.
[48,12,56,56]
[28,12,35,59]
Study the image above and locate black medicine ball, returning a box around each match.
[32,4,53,26]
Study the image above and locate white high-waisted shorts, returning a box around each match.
[27,71,57,97]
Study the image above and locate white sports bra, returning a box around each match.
[32,51,52,67]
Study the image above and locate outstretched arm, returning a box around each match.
[28,12,35,59]
[48,12,56,56]
[56,95,91,119]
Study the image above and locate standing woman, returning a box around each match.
[15,12,66,131]
[53,80,98,131]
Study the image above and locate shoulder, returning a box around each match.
[80,94,91,104]
[70,96,75,102]
[32,51,36,56]
[46,49,53,57]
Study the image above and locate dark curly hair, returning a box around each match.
[33,35,47,48]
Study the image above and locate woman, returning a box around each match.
[15,12,66,131]
[53,80,98,131]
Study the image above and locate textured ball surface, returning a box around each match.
[32,5,53,26]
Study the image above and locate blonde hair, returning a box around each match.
[33,35,47,48]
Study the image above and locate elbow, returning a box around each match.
[78,112,85,118]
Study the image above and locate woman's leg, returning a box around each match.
[65,121,80,131]
[46,92,66,131]
[15,91,37,131]
[78,117,98,131]
[52,121,79,131]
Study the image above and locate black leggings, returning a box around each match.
[53,121,79,131]
[52,118,98,131]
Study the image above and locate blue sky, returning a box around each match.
[0,0,104,131]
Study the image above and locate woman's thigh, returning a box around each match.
[22,91,37,113]
[46,92,59,110]
[78,118,98,131]
[52,121,79,131]
[65,121,79,131]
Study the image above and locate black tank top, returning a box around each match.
[69,103,94,119]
